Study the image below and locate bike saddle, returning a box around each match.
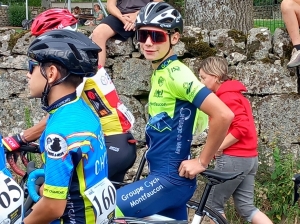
[201,169,243,183]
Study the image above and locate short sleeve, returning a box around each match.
[168,66,211,108]
[43,134,73,199]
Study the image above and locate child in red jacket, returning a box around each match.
[199,56,273,224]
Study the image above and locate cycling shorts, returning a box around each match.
[116,175,196,220]
[105,132,137,183]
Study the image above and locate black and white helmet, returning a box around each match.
[136,2,183,34]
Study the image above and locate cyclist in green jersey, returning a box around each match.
[115,2,234,220]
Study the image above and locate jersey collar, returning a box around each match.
[43,92,77,113]
[156,55,178,70]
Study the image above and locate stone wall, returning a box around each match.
[0,6,9,27]
[0,5,105,27]
[0,26,299,169]
[254,5,282,19]
[0,6,44,27]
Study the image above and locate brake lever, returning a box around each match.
[19,143,40,153]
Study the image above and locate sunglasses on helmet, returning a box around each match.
[136,30,171,44]
[28,60,39,74]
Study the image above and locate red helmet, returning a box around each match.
[31,8,78,36]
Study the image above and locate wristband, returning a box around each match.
[198,157,208,169]
[20,131,27,143]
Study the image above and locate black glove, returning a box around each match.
[2,134,26,152]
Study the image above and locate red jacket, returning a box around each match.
[216,80,258,157]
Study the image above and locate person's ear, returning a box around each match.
[46,65,59,85]
[170,32,180,45]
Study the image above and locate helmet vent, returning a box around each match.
[146,4,155,15]
[172,10,179,17]
[160,18,172,24]
[156,5,169,12]
[68,43,83,60]
[31,43,48,51]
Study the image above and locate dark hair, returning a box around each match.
[43,62,83,88]
[74,6,80,10]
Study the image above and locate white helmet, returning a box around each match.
[136,2,183,33]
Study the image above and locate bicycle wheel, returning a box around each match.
[186,200,228,224]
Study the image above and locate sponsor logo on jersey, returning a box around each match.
[158,76,165,86]
[84,89,112,117]
[153,89,163,98]
[183,81,193,95]
[45,134,68,159]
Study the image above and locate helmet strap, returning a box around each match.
[40,65,71,109]
[151,34,172,64]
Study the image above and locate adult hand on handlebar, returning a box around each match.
[2,134,26,151]
[178,158,206,179]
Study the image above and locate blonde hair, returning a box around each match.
[199,56,230,82]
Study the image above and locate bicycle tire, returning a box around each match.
[186,200,228,224]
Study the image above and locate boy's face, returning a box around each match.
[137,26,180,61]
[27,60,47,98]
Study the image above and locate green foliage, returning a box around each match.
[254,19,285,33]
[28,0,40,7]
[255,146,300,223]
[8,4,30,27]
[24,108,35,161]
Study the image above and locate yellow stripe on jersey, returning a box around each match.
[67,140,93,151]
[76,159,96,223]
[43,184,68,199]
[67,132,97,139]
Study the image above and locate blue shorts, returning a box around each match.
[116,175,196,220]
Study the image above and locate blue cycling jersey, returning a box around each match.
[39,92,113,224]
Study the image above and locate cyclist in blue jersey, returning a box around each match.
[23,30,116,224]
[0,135,24,223]
[115,2,234,220]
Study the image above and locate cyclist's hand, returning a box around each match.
[215,149,223,157]
[2,134,26,151]
[178,158,206,179]
[39,183,44,196]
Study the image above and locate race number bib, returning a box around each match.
[84,178,116,224]
[0,171,24,224]
[117,103,135,127]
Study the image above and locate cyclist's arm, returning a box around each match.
[23,197,66,224]
[23,114,48,142]
[198,93,234,166]
[107,0,123,20]
[25,133,74,223]
[169,67,233,167]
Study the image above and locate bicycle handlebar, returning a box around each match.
[27,168,44,202]
[5,143,40,177]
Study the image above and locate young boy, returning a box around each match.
[115,2,234,220]
[23,30,115,224]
